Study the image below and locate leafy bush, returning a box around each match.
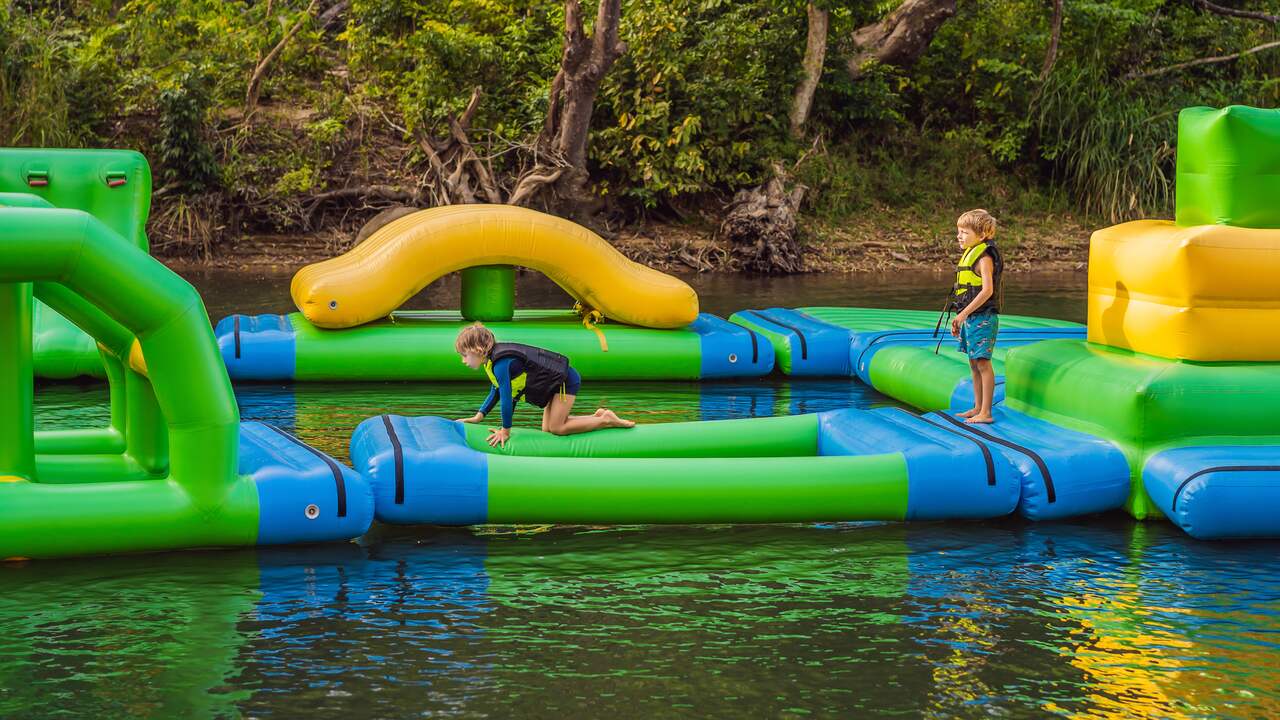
[591,0,804,206]
[157,70,220,192]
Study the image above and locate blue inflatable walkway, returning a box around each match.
[729,307,1085,411]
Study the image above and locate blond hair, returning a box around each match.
[957,209,998,241]
[455,322,496,354]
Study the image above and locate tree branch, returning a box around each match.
[562,0,589,73]
[508,168,566,207]
[1125,39,1280,79]
[589,0,625,73]
[847,0,957,80]
[448,116,503,204]
[458,86,483,131]
[1192,0,1278,24]
[790,2,830,138]
[246,0,320,115]
[415,134,462,203]
[317,0,350,30]
[305,185,417,209]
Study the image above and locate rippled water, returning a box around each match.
[9,271,1280,718]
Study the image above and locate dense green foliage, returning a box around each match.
[3,0,1277,249]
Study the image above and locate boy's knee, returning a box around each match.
[548,425,568,436]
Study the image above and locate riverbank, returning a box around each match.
[160,208,1093,275]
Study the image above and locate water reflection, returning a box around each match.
[1,520,1277,717]
[0,549,258,718]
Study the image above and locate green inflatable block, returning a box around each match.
[1176,105,1280,228]
[1002,339,1280,518]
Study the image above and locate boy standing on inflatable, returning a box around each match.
[456,323,635,447]
[949,209,1003,424]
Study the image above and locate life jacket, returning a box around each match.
[952,241,1002,313]
[484,342,571,408]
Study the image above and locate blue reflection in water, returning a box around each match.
[245,532,493,713]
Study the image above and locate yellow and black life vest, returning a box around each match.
[952,242,1002,313]
[483,342,570,408]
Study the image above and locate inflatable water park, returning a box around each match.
[4,104,1280,559]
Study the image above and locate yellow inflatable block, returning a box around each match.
[1087,220,1280,361]
[292,205,699,329]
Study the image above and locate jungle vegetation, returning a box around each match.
[3,0,1277,267]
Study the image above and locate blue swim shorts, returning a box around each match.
[562,366,582,395]
[958,311,999,361]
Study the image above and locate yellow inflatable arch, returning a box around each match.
[291,205,700,329]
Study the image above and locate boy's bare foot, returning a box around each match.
[965,414,994,424]
[957,408,978,418]
[597,408,636,428]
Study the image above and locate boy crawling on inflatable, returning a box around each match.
[456,323,635,447]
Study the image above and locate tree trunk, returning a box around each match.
[1041,0,1064,80]
[721,164,807,274]
[789,2,829,139]
[510,0,625,219]
[846,0,956,79]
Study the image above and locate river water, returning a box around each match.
[6,270,1279,718]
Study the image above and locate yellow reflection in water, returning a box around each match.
[1052,587,1193,719]
[925,595,1006,712]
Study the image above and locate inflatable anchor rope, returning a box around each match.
[573,301,609,352]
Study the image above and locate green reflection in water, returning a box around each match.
[468,523,913,716]
[0,550,259,718]
[0,520,1276,718]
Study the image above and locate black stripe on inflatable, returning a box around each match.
[745,327,759,364]
[381,415,406,505]
[913,413,997,486]
[1172,465,1280,511]
[233,315,241,359]
[931,412,1056,503]
[744,311,808,360]
[263,424,348,517]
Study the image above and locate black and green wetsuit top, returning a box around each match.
[479,343,570,428]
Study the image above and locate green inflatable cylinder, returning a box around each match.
[485,454,908,524]
[460,265,516,322]
[0,282,35,480]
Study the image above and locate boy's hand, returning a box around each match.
[950,315,964,337]
[487,427,511,448]
[457,412,484,423]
